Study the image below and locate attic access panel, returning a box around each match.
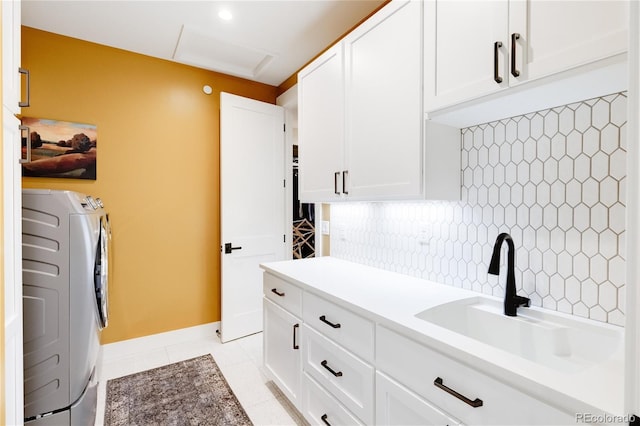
[173,25,276,80]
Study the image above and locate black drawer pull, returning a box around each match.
[321,414,331,426]
[271,288,285,297]
[434,377,483,408]
[511,33,521,77]
[321,360,343,377]
[319,315,341,329]
[342,170,349,195]
[293,323,299,350]
[493,41,503,84]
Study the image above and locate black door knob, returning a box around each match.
[224,243,242,254]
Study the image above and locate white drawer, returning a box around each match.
[263,272,302,317]
[376,371,462,426]
[302,324,374,424]
[376,325,575,425]
[303,372,364,426]
[303,292,374,362]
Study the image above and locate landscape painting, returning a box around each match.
[21,117,97,180]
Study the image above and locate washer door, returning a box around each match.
[94,215,109,329]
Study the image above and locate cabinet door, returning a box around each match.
[2,0,22,114]
[509,0,628,85]
[2,2,25,423]
[425,0,509,111]
[376,372,461,426]
[3,110,24,426]
[263,298,302,408]
[344,0,423,200]
[298,43,345,202]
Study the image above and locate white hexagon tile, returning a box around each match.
[331,92,627,326]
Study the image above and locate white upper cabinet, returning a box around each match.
[510,0,628,84]
[298,0,461,203]
[2,0,23,114]
[425,0,629,117]
[342,0,423,200]
[298,44,345,202]
[424,0,509,111]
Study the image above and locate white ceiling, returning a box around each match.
[21,0,386,87]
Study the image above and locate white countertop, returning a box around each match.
[260,256,625,417]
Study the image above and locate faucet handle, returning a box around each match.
[505,295,531,316]
[514,295,530,308]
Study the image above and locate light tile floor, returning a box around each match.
[96,330,305,426]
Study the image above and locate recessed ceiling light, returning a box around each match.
[218,9,233,21]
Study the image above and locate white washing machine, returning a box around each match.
[22,189,110,425]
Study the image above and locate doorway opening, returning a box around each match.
[278,84,330,260]
[292,144,315,259]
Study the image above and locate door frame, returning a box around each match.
[277,84,325,259]
[276,86,296,260]
[626,0,640,418]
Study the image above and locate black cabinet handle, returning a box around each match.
[321,414,331,426]
[434,377,483,408]
[321,360,343,377]
[271,288,285,297]
[292,323,299,350]
[511,33,521,77]
[342,170,349,195]
[334,172,340,195]
[493,41,503,84]
[319,315,341,329]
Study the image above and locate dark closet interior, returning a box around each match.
[293,145,315,259]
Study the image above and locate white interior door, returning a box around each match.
[3,111,23,425]
[220,92,286,343]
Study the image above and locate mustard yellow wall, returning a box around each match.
[21,27,277,344]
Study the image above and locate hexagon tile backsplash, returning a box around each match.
[331,92,627,326]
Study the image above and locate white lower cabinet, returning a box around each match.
[303,372,364,426]
[376,325,575,425]
[376,371,461,426]
[301,324,374,424]
[262,271,582,426]
[263,298,302,408]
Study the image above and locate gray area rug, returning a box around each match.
[104,354,253,426]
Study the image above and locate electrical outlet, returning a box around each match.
[334,223,347,241]
[418,225,430,245]
[321,221,330,235]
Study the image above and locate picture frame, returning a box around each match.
[21,117,97,180]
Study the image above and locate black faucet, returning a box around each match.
[488,233,530,316]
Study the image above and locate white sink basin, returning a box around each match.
[415,296,623,372]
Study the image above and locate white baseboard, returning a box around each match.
[102,321,220,361]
